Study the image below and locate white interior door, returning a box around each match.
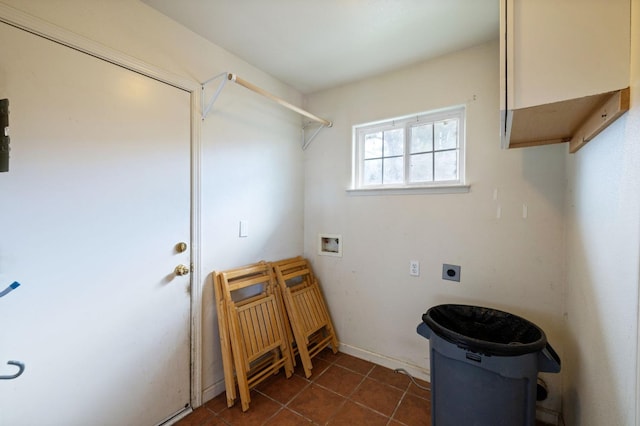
[0,22,191,425]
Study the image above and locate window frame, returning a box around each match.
[351,106,467,193]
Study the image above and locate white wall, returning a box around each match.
[562,0,640,424]
[303,40,566,412]
[7,2,637,423]
[0,0,305,403]
[199,87,305,397]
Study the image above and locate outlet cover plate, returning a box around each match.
[442,264,461,282]
[409,260,420,277]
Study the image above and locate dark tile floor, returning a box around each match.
[176,349,555,426]
[176,349,431,426]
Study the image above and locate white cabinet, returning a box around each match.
[500,0,630,152]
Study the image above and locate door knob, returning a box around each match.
[174,264,190,276]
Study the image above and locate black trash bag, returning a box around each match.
[422,304,547,356]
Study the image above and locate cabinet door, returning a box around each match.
[500,0,630,149]
[505,0,630,110]
[499,0,514,147]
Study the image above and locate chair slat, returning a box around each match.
[213,262,294,411]
[273,257,339,379]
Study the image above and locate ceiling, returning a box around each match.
[142,0,499,94]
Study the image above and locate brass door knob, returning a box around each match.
[174,264,190,276]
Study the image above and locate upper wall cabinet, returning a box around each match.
[500,0,631,152]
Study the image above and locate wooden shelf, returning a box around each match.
[506,87,630,153]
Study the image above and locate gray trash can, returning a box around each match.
[416,304,560,426]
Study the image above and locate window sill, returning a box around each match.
[346,184,470,196]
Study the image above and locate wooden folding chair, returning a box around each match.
[272,256,338,378]
[213,272,236,408]
[214,262,294,411]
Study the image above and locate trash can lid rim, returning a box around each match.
[422,304,548,356]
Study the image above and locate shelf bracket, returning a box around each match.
[569,87,631,153]
[302,121,328,150]
[201,71,332,149]
[201,72,229,120]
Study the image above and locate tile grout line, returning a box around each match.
[310,352,357,425]
[340,362,398,422]
[386,383,411,426]
[315,355,419,424]
[254,371,314,425]
[263,351,345,425]
[291,352,381,425]
[322,363,372,425]
[199,350,430,426]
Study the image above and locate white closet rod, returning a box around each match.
[227,73,332,128]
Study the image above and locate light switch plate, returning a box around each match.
[239,220,248,238]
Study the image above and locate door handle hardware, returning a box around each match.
[174,264,190,276]
[0,360,25,380]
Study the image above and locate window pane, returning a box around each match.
[434,150,457,181]
[434,119,458,150]
[383,157,403,184]
[364,132,383,159]
[409,153,433,182]
[383,129,404,157]
[363,158,382,185]
[410,124,433,153]
[354,106,464,190]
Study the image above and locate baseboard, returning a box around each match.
[201,344,429,405]
[201,378,227,404]
[158,407,192,426]
[203,346,562,426]
[338,342,430,383]
[339,343,563,425]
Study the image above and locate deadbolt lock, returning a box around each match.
[174,264,190,276]
[175,242,188,253]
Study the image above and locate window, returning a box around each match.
[352,106,465,191]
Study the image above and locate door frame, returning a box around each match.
[0,3,204,411]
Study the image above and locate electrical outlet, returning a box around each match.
[409,260,420,277]
[442,264,461,282]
